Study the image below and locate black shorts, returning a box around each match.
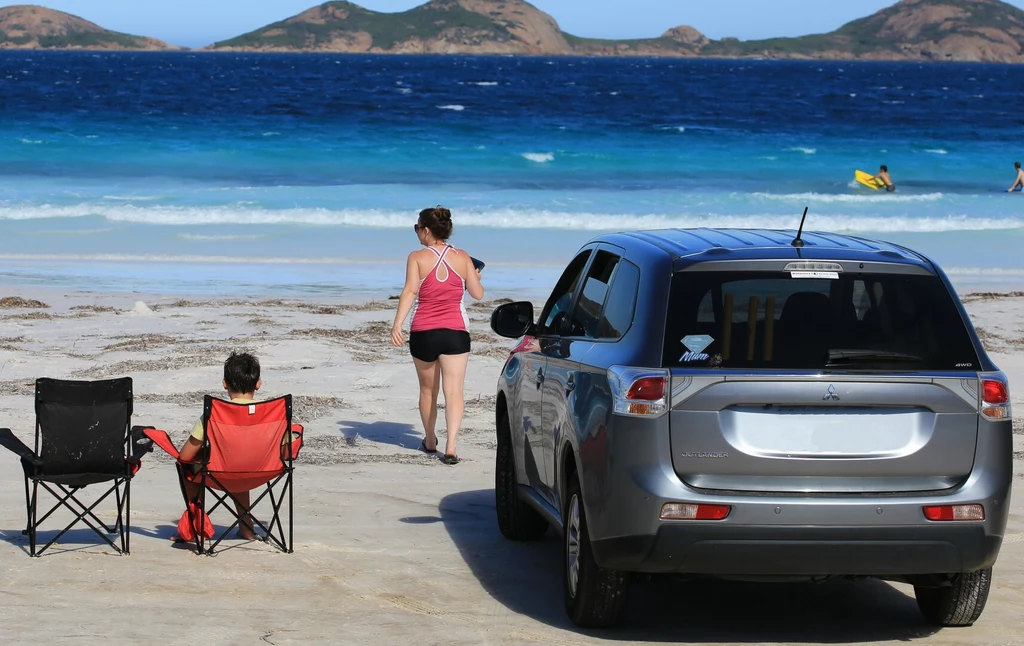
[409,329,471,362]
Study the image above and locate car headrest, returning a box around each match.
[779,292,832,331]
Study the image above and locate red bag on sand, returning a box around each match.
[177,501,214,542]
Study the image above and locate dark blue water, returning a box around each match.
[0,51,1021,295]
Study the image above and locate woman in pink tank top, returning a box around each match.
[391,207,485,464]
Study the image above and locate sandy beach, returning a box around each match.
[0,285,1021,646]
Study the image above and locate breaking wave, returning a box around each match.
[1,203,1021,233]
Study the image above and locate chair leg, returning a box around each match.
[195,480,207,556]
[264,481,287,552]
[28,480,38,557]
[32,481,127,556]
[193,471,295,556]
[122,478,130,555]
[287,468,294,553]
[22,475,30,536]
[112,481,124,535]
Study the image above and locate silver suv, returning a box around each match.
[489,228,1012,629]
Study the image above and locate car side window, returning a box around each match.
[539,250,592,334]
[596,259,639,339]
[570,251,620,338]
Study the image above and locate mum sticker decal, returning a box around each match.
[680,334,714,362]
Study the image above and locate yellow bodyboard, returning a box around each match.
[855,169,885,190]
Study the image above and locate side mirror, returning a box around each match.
[491,301,534,339]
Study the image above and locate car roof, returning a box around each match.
[597,228,934,269]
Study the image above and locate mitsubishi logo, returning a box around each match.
[823,384,840,402]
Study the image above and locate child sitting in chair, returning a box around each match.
[175,351,262,541]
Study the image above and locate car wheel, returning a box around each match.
[495,408,547,541]
[914,568,993,627]
[563,473,628,628]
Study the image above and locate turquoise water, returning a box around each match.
[1,52,1022,297]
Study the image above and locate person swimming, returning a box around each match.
[872,165,895,192]
[1009,161,1024,192]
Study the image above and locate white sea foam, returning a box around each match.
[1,203,1021,234]
[0,252,396,265]
[398,88,412,94]
[945,267,1024,276]
[19,138,44,145]
[437,104,465,111]
[787,147,817,155]
[177,233,267,241]
[925,149,949,155]
[522,152,554,163]
[473,81,498,86]
[102,195,164,201]
[751,191,945,204]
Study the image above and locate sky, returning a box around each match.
[27,0,1024,49]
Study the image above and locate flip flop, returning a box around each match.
[420,439,438,454]
[441,453,461,465]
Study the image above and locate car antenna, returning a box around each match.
[791,206,809,248]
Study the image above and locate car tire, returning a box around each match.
[495,408,547,541]
[563,474,628,628]
[914,568,993,627]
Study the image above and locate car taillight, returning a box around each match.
[980,375,1010,420]
[923,505,985,521]
[609,366,669,418]
[661,503,731,520]
[627,377,666,401]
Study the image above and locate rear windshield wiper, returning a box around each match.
[827,349,924,364]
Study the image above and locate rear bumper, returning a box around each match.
[580,417,1013,577]
[591,524,1003,576]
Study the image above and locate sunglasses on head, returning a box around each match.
[413,224,422,232]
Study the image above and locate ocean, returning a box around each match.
[1,51,1022,300]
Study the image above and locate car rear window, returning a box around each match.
[663,271,980,371]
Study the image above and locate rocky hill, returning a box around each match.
[702,0,1024,62]
[0,5,179,50]
[208,0,1024,62]
[4,0,1024,62]
[209,0,572,54]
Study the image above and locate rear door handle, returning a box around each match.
[536,368,545,389]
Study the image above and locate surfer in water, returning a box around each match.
[872,165,895,192]
[1008,161,1024,192]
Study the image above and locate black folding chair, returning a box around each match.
[0,377,148,557]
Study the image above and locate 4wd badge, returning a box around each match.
[680,335,714,362]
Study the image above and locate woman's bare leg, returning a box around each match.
[437,352,469,457]
[413,357,441,451]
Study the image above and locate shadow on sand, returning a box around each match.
[1,520,275,556]
[439,489,941,643]
[336,419,422,451]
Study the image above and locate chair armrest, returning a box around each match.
[130,426,156,461]
[0,428,37,463]
[283,424,304,460]
[141,428,180,460]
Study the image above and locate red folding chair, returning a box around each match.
[143,395,303,555]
